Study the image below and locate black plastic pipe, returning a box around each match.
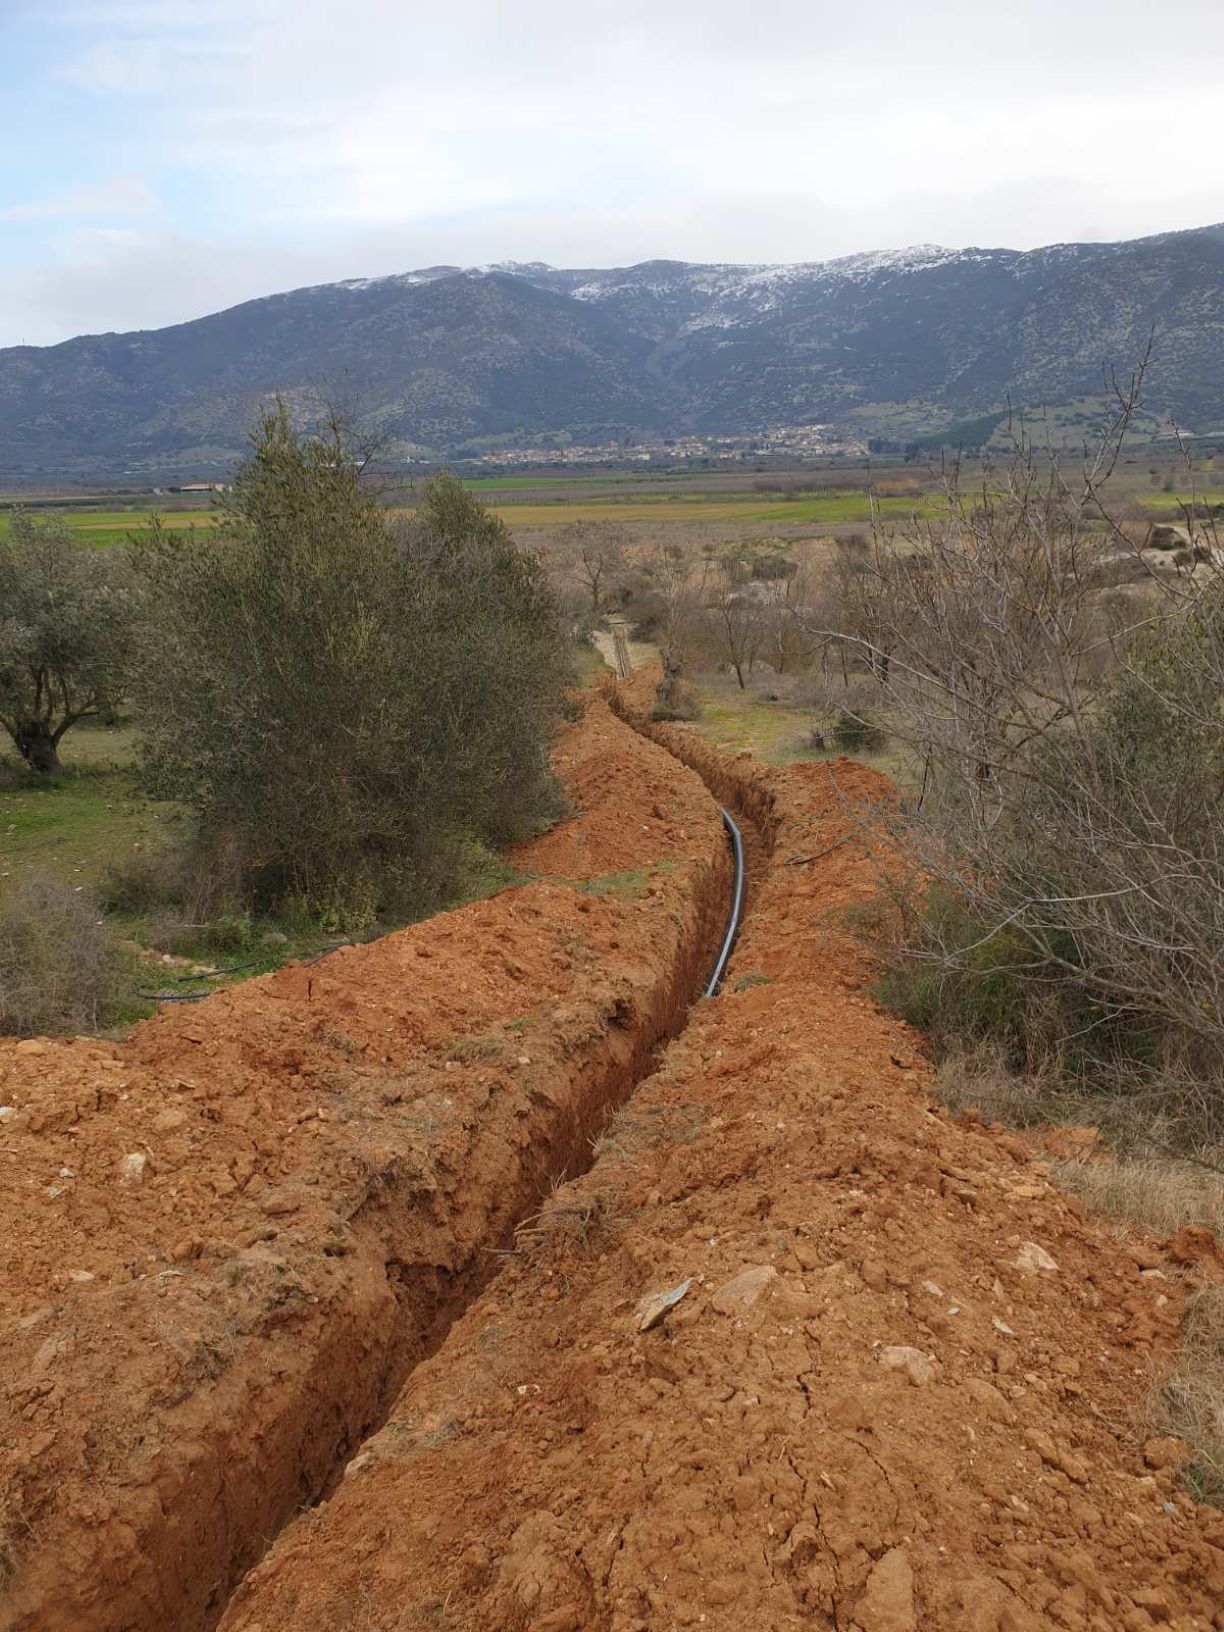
[703,807,746,997]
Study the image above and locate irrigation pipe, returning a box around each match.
[703,807,746,998]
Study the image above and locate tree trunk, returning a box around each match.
[15,721,62,774]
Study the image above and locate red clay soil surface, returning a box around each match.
[219,673,1224,1632]
[0,697,729,1632]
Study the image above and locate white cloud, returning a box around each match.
[4,0,1224,344]
[0,175,159,223]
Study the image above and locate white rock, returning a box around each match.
[1014,1241,1058,1273]
[120,1151,148,1186]
[879,1345,938,1386]
[710,1264,779,1314]
[634,1276,694,1332]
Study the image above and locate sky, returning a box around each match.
[2,0,1223,347]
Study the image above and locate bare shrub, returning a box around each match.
[816,379,1224,1146]
[555,520,631,613]
[0,875,131,1036]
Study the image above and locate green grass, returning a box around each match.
[576,866,652,899]
[1134,490,1224,511]
[0,508,211,550]
[689,673,917,781]
[0,488,946,543]
[0,722,181,894]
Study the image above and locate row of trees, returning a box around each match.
[553,521,821,689]
[0,408,572,924]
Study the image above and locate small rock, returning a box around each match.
[634,1277,694,1332]
[710,1264,779,1314]
[119,1151,148,1186]
[1130,1243,1164,1271]
[15,1039,49,1056]
[151,1107,188,1134]
[68,1269,95,1283]
[261,1192,299,1217]
[0,1106,15,1121]
[1014,1241,1058,1273]
[963,1377,1014,1421]
[1023,1426,1088,1483]
[879,1345,938,1386]
[855,1545,916,1632]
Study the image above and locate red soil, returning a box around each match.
[218,674,1224,1632]
[0,697,728,1632]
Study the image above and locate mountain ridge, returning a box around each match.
[3,222,1223,475]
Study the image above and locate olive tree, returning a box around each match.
[133,408,571,924]
[0,510,134,773]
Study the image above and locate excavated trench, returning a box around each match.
[190,708,768,1629]
[0,695,770,1632]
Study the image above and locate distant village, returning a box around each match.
[456,423,868,469]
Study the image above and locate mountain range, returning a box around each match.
[3,223,1223,476]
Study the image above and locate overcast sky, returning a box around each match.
[2,0,1222,347]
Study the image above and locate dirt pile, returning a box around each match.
[220,675,1223,1632]
[0,697,730,1632]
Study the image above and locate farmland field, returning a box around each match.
[1,461,1216,548]
[0,489,949,545]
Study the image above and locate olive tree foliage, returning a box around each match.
[133,409,571,924]
[0,510,134,772]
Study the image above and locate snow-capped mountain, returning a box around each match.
[2,224,1223,475]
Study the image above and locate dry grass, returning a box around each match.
[590,1099,710,1164]
[514,1188,617,1261]
[1049,1156,1224,1239]
[1143,1288,1224,1506]
[0,873,132,1035]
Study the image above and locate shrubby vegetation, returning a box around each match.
[0,874,132,1036]
[132,407,571,926]
[0,508,135,772]
[837,430,1224,1150]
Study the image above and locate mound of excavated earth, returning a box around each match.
[218,675,1224,1632]
[0,697,730,1632]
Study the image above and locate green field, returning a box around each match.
[0,508,209,550]
[3,465,1214,552]
[0,489,948,545]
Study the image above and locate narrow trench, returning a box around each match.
[203,734,770,1629]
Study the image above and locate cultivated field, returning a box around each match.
[2,450,1219,547]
